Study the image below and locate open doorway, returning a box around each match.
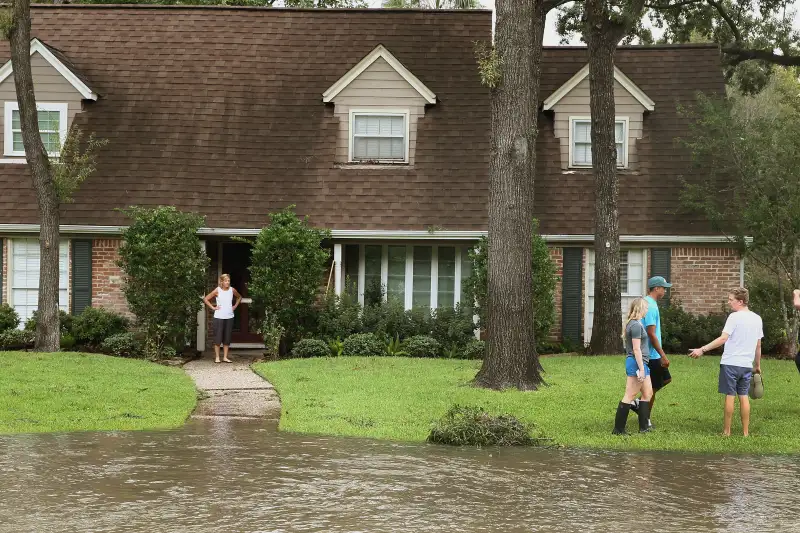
[220,242,262,344]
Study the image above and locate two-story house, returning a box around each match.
[0,5,738,350]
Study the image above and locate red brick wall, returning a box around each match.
[669,247,741,315]
[92,238,131,316]
[548,247,563,341]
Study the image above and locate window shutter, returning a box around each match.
[71,240,92,315]
[650,248,671,304]
[561,248,583,345]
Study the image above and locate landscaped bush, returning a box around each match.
[100,332,143,358]
[248,206,331,348]
[71,307,130,348]
[315,289,362,342]
[118,206,208,358]
[427,405,542,447]
[747,275,789,355]
[361,299,414,340]
[342,333,385,356]
[60,333,77,351]
[291,338,330,359]
[0,328,34,350]
[430,304,476,350]
[24,310,73,336]
[461,339,486,360]
[660,300,727,354]
[0,304,20,332]
[463,221,558,343]
[401,335,441,358]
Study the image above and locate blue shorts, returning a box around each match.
[719,364,752,396]
[625,356,651,377]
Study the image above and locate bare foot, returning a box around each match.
[223,359,233,363]
[722,432,731,437]
[214,360,221,364]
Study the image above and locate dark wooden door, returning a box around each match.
[221,242,262,343]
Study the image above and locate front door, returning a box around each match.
[221,242,262,344]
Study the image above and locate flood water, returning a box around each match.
[1,418,799,533]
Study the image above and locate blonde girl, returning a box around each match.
[203,274,242,363]
[612,297,654,435]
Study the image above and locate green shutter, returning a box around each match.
[650,248,672,304]
[561,247,583,345]
[71,240,92,315]
[0,238,3,304]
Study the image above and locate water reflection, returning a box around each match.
[0,419,798,532]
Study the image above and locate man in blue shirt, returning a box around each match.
[633,276,672,429]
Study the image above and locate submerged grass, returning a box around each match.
[255,355,800,454]
[0,351,197,434]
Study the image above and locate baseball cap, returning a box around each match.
[648,276,672,289]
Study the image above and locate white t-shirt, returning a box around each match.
[721,309,763,368]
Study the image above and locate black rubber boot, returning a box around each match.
[612,402,631,435]
[795,352,800,375]
[638,401,652,433]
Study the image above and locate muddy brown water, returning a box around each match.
[1,418,798,533]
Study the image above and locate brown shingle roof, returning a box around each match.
[0,6,724,236]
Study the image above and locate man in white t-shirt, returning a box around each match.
[689,287,763,437]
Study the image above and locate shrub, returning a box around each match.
[71,307,130,348]
[402,335,441,358]
[328,337,344,357]
[0,304,20,332]
[430,304,476,349]
[0,328,34,350]
[60,333,77,351]
[427,405,541,446]
[291,338,330,359]
[342,333,385,356]
[660,300,727,354]
[747,275,788,355]
[258,313,285,360]
[248,206,331,346]
[101,332,142,358]
[118,206,208,357]
[463,221,558,344]
[316,289,362,342]
[462,339,486,360]
[25,310,73,336]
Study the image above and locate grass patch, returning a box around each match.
[254,355,800,454]
[0,351,197,434]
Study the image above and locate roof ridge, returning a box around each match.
[26,4,492,13]
[543,43,720,50]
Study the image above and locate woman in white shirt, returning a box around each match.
[203,274,242,363]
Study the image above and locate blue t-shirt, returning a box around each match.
[642,295,661,360]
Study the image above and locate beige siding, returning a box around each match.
[331,57,429,164]
[551,77,647,170]
[0,52,83,158]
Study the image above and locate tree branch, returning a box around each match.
[542,0,574,13]
[706,0,742,44]
[722,45,800,66]
[645,0,703,9]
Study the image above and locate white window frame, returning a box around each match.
[568,116,629,169]
[584,248,647,344]
[351,243,473,310]
[348,109,410,164]
[8,238,70,327]
[4,101,68,157]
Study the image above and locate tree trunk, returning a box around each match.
[585,0,622,355]
[475,0,545,390]
[9,0,61,352]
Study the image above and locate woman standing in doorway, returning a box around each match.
[613,297,654,435]
[203,274,242,363]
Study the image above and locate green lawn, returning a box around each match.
[255,355,800,454]
[0,351,197,434]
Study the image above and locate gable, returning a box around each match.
[0,39,98,101]
[323,45,436,104]
[543,64,654,112]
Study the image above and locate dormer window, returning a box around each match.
[569,117,628,168]
[350,111,409,163]
[4,102,68,157]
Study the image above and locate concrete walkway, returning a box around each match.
[183,352,281,421]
